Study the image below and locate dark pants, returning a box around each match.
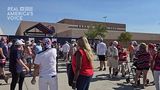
[76,75,92,90]
[10,71,25,90]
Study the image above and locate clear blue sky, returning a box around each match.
[0,0,160,35]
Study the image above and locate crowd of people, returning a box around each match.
[95,39,160,90]
[0,36,160,90]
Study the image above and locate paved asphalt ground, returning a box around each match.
[0,60,156,90]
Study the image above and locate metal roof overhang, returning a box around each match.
[24,23,55,36]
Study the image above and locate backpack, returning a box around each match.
[66,63,74,86]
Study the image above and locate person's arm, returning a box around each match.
[151,54,156,69]
[105,44,107,55]
[68,45,70,53]
[16,50,29,71]
[96,44,99,55]
[28,47,33,55]
[31,56,40,84]
[17,59,29,72]
[114,48,119,60]
[0,48,6,59]
[31,54,40,85]
[31,64,39,85]
[32,64,39,79]
[124,52,127,58]
[72,51,82,88]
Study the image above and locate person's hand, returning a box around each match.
[31,78,36,85]
[25,67,30,73]
[72,81,76,89]
[114,56,118,60]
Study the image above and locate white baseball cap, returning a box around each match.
[113,41,118,46]
[15,40,25,45]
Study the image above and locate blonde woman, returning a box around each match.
[0,47,8,83]
[134,43,150,89]
[72,36,94,90]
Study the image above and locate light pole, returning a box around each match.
[103,16,107,22]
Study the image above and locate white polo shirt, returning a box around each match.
[34,48,57,78]
[62,43,70,53]
[96,42,107,55]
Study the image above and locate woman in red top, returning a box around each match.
[118,48,128,77]
[72,36,94,90]
[152,47,160,90]
[148,43,157,84]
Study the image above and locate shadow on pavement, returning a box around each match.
[92,74,126,82]
[0,83,10,86]
[112,83,140,90]
[91,74,107,82]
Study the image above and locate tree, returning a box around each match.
[85,24,108,39]
[118,32,132,47]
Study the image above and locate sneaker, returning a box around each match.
[108,74,112,78]
[150,81,155,85]
[4,75,9,84]
[103,68,106,71]
[115,71,118,76]
[99,68,102,71]
[112,74,116,78]
[122,75,125,77]
[141,85,145,89]
[133,84,137,88]
[26,73,32,77]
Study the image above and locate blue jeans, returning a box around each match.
[76,75,92,90]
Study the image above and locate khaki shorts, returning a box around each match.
[107,57,118,68]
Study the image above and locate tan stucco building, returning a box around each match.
[16,19,160,43]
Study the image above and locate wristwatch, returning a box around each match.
[73,80,76,83]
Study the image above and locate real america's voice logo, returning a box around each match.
[7,6,33,21]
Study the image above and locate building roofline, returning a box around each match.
[20,20,55,24]
[57,18,125,25]
[127,31,160,35]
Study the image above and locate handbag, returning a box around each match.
[66,63,74,86]
[0,59,6,65]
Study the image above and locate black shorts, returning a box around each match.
[98,55,105,61]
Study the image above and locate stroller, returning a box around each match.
[126,64,137,83]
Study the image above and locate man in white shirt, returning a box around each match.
[31,38,58,90]
[96,38,107,71]
[62,41,70,62]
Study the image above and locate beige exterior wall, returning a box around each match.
[16,20,160,43]
[56,29,160,43]
[130,32,160,40]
